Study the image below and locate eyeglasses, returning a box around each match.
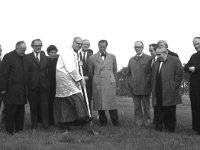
[33,45,42,47]
[75,41,82,45]
[134,46,143,49]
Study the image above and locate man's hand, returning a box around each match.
[1,91,6,94]
[189,66,195,72]
[84,76,89,81]
[80,79,86,88]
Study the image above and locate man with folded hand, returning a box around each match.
[152,46,183,132]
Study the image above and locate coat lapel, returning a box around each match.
[96,53,104,64]
[31,52,40,66]
[102,53,111,67]
[40,53,45,66]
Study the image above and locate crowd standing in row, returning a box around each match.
[0,37,199,135]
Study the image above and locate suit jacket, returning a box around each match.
[79,49,93,86]
[88,52,117,110]
[0,50,28,104]
[127,53,152,95]
[26,52,50,90]
[152,55,183,106]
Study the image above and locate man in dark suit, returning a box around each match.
[27,39,50,129]
[79,39,93,110]
[152,47,183,132]
[0,41,28,135]
[157,40,179,58]
[184,37,200,134]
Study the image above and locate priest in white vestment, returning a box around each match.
[54,37,92,133]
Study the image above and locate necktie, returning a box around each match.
[82,52,86,66]
[36,53,40,63]
[83,52,86,62]
[151,58,155,67]
[156,60,162,106]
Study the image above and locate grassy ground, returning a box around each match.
[0,94,199,150]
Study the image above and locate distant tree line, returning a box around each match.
[116,66,190,97]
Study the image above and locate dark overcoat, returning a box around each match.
[152,55,183,106]
[127,53,152,96]
[0,50,28,104]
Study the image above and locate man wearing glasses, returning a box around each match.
[127,41,152,126]
[27,39,50,129]
[54,37,92,134]
[78,39,93,111]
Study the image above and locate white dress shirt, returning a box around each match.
[33,52,40,61]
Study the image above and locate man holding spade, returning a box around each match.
[54,37,93,134]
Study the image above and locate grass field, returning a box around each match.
[0,94,200,150]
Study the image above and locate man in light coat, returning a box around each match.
[127,41,152,126]
[88,40,119,127]
[152,47,183,132]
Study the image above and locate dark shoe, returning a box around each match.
[7,131,14,136]
[100,122,107,126]
[85,117,93,123]
[197,131,200,135]
[155,127,162,132]
[113,122,120,127]
[79,117,93,126]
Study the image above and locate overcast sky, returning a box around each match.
[0,0,200,69]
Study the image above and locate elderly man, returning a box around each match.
[89,40,119,127]
[78,39,93,110]
[184,37,200,134]
[127,41,152,126]
[27,39,50,129]
[157,40,179,58]
[0,41,28,135]
[54,37,92,134]
[152,47,183,132]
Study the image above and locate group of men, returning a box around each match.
[0,37,120,135]
[128,40,182,133]
[0,39,59,134]
[0,36,200,135]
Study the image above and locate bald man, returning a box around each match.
[78,39,93,110]
[127,41,152,126]
[184,37,200,134]
[54,37,92,134]
[152,47,183,132]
